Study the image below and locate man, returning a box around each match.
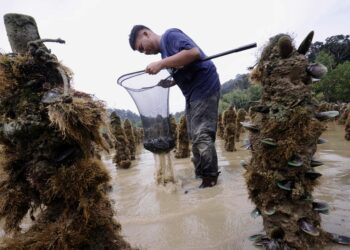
[129,25,220,188]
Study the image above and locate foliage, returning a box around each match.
[308,34,350,65]
[313,61,350,102]
[315,51,336,71]
[309,34,350,103]
[108,108,141,126]
[219,84,262,113]
[220,74,250,95]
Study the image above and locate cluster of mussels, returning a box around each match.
[0,13,135,249]
[235,108,247,142]
[345,111,350,140]
[217,112,224,138]
[338,103,350,140]
[175,115,190,158]
[123,119,136,160]
[169,114,178,147]
[110,112,132,169]
[242,31,349,249]
[223,106,237,152]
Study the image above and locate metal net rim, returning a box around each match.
[117,69,174,92]
[117,70,162,92]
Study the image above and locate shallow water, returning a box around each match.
[105,123,350,250]
[0,124,348,249]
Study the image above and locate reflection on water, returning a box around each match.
[105,123,350,250]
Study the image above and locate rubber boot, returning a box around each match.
[199,172,220,188]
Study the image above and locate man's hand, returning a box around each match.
[145,61,164,74]
[145,48,200,75]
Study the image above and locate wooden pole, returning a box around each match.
[4,13,47,53]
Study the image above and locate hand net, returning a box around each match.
[117,70,175,154]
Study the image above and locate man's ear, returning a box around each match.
[143,30,150,38]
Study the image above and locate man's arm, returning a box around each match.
[146,47,201,74]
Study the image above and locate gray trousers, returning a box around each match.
[186,91,220,178]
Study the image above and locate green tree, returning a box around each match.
[315,51,336,71]
[314,61,350,102]
[308,34,350,65]
[332,62,350,102]
[219,84,262,113]
[313,52,336,101]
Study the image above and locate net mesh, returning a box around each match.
[117,70,175,154]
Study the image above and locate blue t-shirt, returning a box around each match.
[159,28,220,103]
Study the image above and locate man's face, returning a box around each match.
[135,30,158,55]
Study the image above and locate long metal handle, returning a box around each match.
[168,43,257,76]
[202,43,257,61]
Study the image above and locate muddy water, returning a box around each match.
[0,124,348,249]
[103,123,350,250]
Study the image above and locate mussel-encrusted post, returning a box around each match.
[133,126,139,144]
[245,32,335,249]
[169,114,178,147]
[223,106,237,152]
[236,108,247,141]
[124,119,136,160]
[345,113,350,141]
[110,112,132,169]
[0,13,135,249]
[217,113,224,138]
[175,115,190,158]
[137,128,143,144]
[338,104,350,125]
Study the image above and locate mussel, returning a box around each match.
[312,201,330,214]
[315,111,339,120]
[310,159,324,167]
[240,122,259,132]
[250,207,261,218]
[331,233,350,245]
[317,138,327,144]
[240,160,248,169]
[299,219,320,236]
[277,180,293,191]
[288,156,303,167]
[248,234,266,241]
[261,138,277,147]
[305,170,322,180]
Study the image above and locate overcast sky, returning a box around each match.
[0,0,349,113]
